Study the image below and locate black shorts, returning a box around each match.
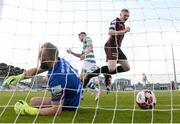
[62,98,78,111]
[104,43,127,61]
[62,106,77,111]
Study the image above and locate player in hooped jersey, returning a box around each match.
[67,32,97,82]
[83,9,131,89]
[3,42,82,115]
[67,32,111,96]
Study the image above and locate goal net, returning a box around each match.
[0,0,180,123]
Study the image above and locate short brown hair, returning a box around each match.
[41,42,59,60]
[78,32,86,36]
[121,8,129,13]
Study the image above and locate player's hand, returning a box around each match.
[14,100,38,115]
[80,54,85,60]
[125,27,130,33]
[2,74,24,87]
[66,48,72,54]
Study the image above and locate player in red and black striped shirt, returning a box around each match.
[84,9,130,91]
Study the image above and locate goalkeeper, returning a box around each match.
[2,42,82,116]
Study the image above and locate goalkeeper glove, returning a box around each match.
[2,74,24,87]
[14,100,38,115]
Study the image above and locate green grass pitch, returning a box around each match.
[0,90,180,123]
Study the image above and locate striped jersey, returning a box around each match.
[82,36,96,64]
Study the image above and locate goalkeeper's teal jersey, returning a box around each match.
[83,37,96,64]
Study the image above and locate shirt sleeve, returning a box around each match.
[109,19,116,30]
[49,74,66,102]
[84,37,92,46]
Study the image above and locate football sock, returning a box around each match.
[83,65,125,88]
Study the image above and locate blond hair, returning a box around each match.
[41,42,59,60]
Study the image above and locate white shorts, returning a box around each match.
[82,61,98,73]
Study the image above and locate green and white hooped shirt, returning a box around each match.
[82,36,96,64]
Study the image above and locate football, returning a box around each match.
[136,89,156,109]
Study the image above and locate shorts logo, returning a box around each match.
[51,85,62,96]
[112,53,118,57]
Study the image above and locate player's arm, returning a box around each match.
[80,37,93,60]
[23,67,46,79]
[108,27,130,35]
[108,19,130,35]
[71,51,82,58]
[80,43,93,60]
[2,67,47,87]
[83,43,93,54]
[67,48,82,58]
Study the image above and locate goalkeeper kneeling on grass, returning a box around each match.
[2,42,83,116]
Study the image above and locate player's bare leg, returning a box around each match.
[38,101,63,115]
[30,97,51,108]
[104,74,112,94]
[79,72,86,100]
[80,72,85,81]
[107,60,117,72]
[108,59,130,73]
[30,97,62,115]
[105,59,130,93]
[83,59,130,90]
[105,60,118,93]
[117,59,130,72]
